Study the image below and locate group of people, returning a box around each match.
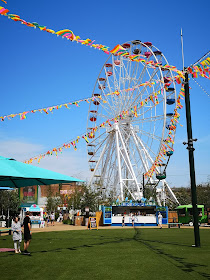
[11,211,32,255]
[121,212,163,228]
[43,212,55,226]
[43,212,63,226]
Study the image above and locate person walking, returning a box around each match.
[23,211,32,254]
[11,217,22,254]
[158,212,163,229]
[122,215,125,227]
[46,213,50,227]
[50,212,55,226]
[132,214,135,227]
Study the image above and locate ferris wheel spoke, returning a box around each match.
[104,69,122,112]
[137,96,164,119]
[132,114,164,123]
[129,131,150,173]
[128,69,161,110]
[122,65,148,110]
[136,134,158,162]
[138,128,162,142]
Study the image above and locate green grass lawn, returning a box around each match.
[0,228,210,280]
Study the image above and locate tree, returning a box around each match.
[80,185,99,212]
[172,187,191,206]
[0,190,20,218]
[196,183,210,209]
[45,186,62,213]
[172,183,210,210]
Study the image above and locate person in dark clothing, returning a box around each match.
[23,211,32,254]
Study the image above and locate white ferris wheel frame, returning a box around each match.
[86,40,179,205]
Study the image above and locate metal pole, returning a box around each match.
[184,72,200,247]
[142,173,145,197]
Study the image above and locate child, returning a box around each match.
[11,217,22,254]
[158,212,163,229]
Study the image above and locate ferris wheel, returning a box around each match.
[87,40,179,205]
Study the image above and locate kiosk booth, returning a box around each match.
[102,203,168,226]
[21,204,44,228]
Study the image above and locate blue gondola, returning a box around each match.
[166,150,173,156]
[166,87,175,92]
[166,98,175,105]
[166,113,174,117]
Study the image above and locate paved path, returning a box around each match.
[1,223,210,235]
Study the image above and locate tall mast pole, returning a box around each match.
[181,29,200,247]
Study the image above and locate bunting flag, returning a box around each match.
[24,87,167,164]
[144,84,185,179]
[0,5,187,78]
[0,6,110,55]
[187,57,210,80]
[0,89,122,122]
[0,77,163,122]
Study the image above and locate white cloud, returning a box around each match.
[0,139,44,160]
[0,138,91,182]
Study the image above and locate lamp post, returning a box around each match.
[183,71,200,247]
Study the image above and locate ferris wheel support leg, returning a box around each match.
[135,135,161,175]
[117,125,141,198]
[161,180,166,206]
[130,128,150,174]
[163,179,179,205]
[115,126,124,201]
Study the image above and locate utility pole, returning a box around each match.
[183,72,200,247]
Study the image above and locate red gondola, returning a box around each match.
[87,144,95,156]
[144,42,152,47]
[105,63,113,76]
[122,43,130,49]
[144,51,152,58]
[93,93,100,105]
[90,110,97,122]
[114,60,120,65]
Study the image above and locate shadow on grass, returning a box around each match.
[134,228,210,279]
[1,229,210,279]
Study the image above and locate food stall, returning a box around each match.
[102,203,168,226]
[28,204,44,228]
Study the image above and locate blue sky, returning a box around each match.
[0,0,210,187]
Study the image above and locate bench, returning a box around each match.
[168,223,182,228]
[0,228,12,236]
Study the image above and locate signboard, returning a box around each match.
[19,186,38,207]
[88,217,98,230]
[121,202,145,207]
[103,206,112,224]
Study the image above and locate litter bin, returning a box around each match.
[74,216,84,226]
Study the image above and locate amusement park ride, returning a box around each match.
[86,40,179,206]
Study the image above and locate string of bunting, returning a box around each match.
[144,84,185,179]
[0,5,109,53]
[187,57,210,79]
[0,77,164,122]
[110,44,185,79]
[0,5,185,79]
[24,86,166,164]
[0,89,122,122]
